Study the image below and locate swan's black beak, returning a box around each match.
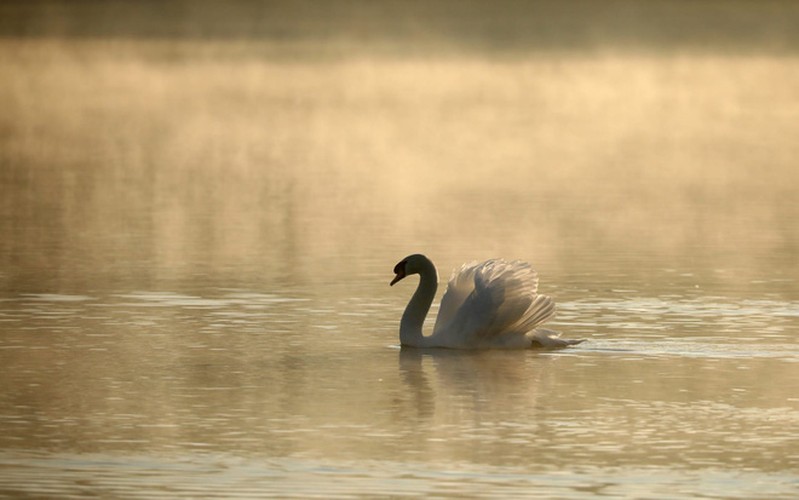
[390,270,405,286]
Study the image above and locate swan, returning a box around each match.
[390,254,585,349]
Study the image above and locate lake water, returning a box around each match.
[1,38,798,498]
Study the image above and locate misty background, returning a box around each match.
[2,1,798,296]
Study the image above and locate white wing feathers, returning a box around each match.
[432,259,556,345]
[432,261,480,334]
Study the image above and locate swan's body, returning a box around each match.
[391,254,584,349]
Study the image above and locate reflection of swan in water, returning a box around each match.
[397,348,555,421]
[391,254,585,349]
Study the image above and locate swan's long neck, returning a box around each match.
[400,261,438,348]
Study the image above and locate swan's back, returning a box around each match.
[433,259,561,348]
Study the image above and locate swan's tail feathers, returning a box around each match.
[528,328,586,349]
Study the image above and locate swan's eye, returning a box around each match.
[393,260,407,274]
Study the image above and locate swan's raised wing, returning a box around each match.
[433,259,555,345]
[432,261,480,335]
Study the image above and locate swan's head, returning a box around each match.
[390,254,433,286]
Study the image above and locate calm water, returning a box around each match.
[1,37,799,498]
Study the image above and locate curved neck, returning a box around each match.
[400,261,438,348]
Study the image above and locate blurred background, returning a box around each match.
[2,0,798,297]
[3,0,799,51]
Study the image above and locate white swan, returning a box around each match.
[390,254,585,349]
